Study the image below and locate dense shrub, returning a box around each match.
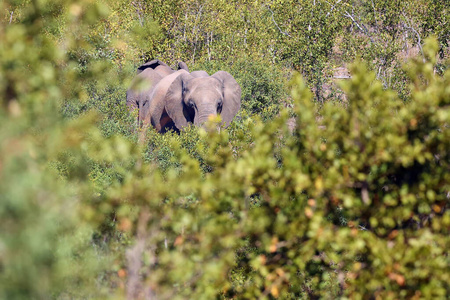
[1,0,449,299]
[0,1,112,298]
[85,39,449,299]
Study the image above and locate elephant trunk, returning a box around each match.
[194,106,218,127]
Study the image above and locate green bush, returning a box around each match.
[1,0,449,299]
[97,39,448,299]
[232,57,289,119]
[0,1,122,298]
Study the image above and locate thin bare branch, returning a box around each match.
[324,0,342,17]
[266,6,291,37]
[371,0,378,31]
[402,14,425,62]
[344,10,375,44]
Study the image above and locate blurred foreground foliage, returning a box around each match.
[0,0,113,298]
[1,0,449,299]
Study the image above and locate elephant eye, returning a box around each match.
[188,100,195,108]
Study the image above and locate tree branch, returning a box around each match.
[324,0,342,17]
[266,6,291,37]
[402,14,425,62]
[343,10,375,44]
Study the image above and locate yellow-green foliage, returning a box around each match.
[0,0,121,298]
[101,41,448,299]
[1,0,449,299]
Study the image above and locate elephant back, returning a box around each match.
[137,59,169,73]
[137,59,175,77]
[190,70,209,78]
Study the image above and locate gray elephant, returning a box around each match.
[126,60,241,133]
[126,59,174,126]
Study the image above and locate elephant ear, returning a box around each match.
[212,71,241,127]
[165,72,194,130]
[177,61,189,72]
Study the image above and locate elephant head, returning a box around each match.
[164,71,241,130]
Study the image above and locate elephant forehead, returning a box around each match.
[188,77,221,89]
[187,78,222,97]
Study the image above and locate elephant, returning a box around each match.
[137,59,174,76]
[126,60,241,133]
[126,59,174,126]
[177,61,189,72]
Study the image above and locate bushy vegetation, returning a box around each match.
[1,0,449,299]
